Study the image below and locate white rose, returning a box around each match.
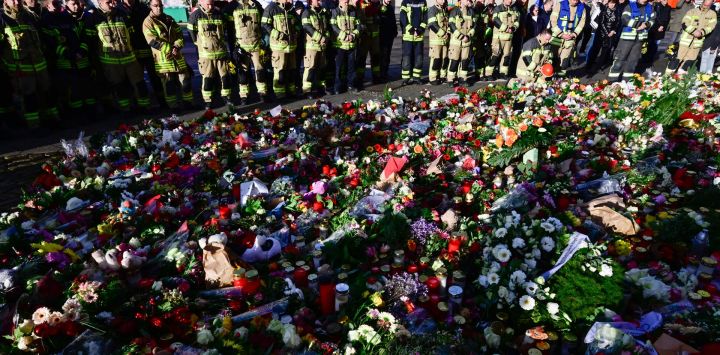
[599,264,613,277]
[547,302,560,315]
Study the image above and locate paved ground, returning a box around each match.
[0,31,670,211]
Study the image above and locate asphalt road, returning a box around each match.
[0,31,670,210]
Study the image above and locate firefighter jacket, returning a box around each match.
[142,12,187,73]
[620,1,655,41]
[492,4,520,41]
[188,5,230,60]
[84,6,137,65]
[1,5,47,73]
[330,4,360,50]
[427,4,449,46]
[302,5,330,51]
[40,10,89,70]
[679,7,717,48]
[262,1,300,53]
[400,0,427,42]
[449,5,475,48]
[226,0,264,52]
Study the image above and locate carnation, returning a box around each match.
[547,302,560,315]
[540,221,555,232]
[510,270,527,285]
[494,227,508,239]
[512,237,526,249]
[540,237,555,252]
[492,244,511,263]
[519,295,536,311]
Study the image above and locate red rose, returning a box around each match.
[151,317,164,328]
[312,201,324,213]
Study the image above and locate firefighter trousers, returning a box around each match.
[302,49,326,93]
[447,45,471,82]
[271,51,297,99]
[401,40,423,80]
[485,36,512,76]
[379,38,394,79]
[356,36,381,84]
[54,67,95,117]
[238,50,267,98]
[553,38,577,75]
[160,69,193,108]
[335,48,357,92]
[138,54,164,103]
[198,58,232,104]
[609,39,643,81]
[103,60,151,110]
[428,45,448,82]
[473,41,487,76]
[10,68,57,127]
[666,44,701,74]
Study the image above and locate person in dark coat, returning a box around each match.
[524,4,543,40]
[378,0,398,81]
[510,0,529,76]
[585,0,620,76]
[641,0,671,67]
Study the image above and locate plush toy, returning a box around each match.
[241,235,281,263]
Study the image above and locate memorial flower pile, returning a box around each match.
[1,74,720,354]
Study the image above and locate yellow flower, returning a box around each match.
[63,249,80,262]
[698,290,711,298]
[223,316,232,332]
[658,211,670,220]
[31,241,64,254]
[370,292,384,307]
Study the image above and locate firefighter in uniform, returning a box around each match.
[188,0,232,109]
[143,0,193,110]
[121,0,162,107]
[666,0,716,75]
[227,0,268,103]
[399,0,427,85]
[263,0,301,99]
[85,0,151,111]
[1,0,54,128]
[355,0,381,87]
[378,0,397,81]
[550,0,586,77]
[516,29,553,82]
[486,0,519,80]
[301,0,330,97]
[41,0,92,120]
[609,0,654,82]
[427,0,449,85]
[447,0,474,85]
[330,0,360,94]
[473,0,492,81]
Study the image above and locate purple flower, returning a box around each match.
[384,272,428,303]
[46,251,70,269]
[410,219,437,245]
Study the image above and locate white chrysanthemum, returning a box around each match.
[512,238,526,249]
[519,295,536,311]
[487,273,500,285]
[32,307,50,325]
[540,221,555,233]
[494,228,508,239]
[541,237,555,252]
[599,264,613,277]
[492,244,511,263]
[547,302,560,315]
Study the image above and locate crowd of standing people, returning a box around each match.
[2,0,720,132]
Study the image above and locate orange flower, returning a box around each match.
[414,144,424,154]
[519,123,528,132]
[504,129,518,147]
[495,134,504,148]
[532,117,544,127]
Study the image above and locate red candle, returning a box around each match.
[232,183,240,202]
[294,267,309,288]
[407,264,418,274]
[243,270,260,296]
[427,277,441,295]
[219,205,231,220]
[319,281,336,316]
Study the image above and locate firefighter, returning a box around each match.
[143,0,193,110]
[486,0,519,80]
[188,0,233,109]
[22,0,40,20]
[41,0,93,120]
[330,0,360,94]
[301,0,330,98]
[84,0,151,112]
[427,0,449,85]
[120,0,162,107]
[263,0,301,99]
[355,0,381,87]
[474,0,493,81]
[516,28,553,82]
[666,0,716,75]
[447,0,475,85]
[1,0,56,128]
[378,0,396,81]
[549,0,586,76]
[227,0,268,103]
[399,0,427,85]
[608,0,654,82]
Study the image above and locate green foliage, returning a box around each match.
[642,74,694,127]
[369,211,410,249]
[486,128,552,167]
[654,213,703,243]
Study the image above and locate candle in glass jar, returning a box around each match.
[243,270,260,296]
[335,283,350,312]
[426,276,441,295]
[294,266,309,288]
[319,276,335,316]
[232,268,246,288]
